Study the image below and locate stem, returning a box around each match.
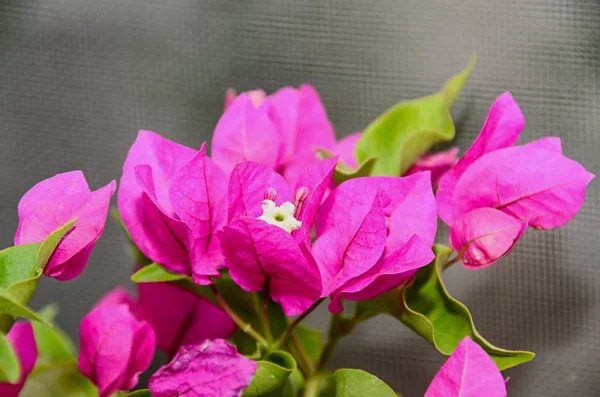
[273,298,324,349]
[317,313,357,371]
[443,254,461,270]
[289,333,315,376]
[209,284,269,348]
[303,375,321,397]
[261,282,273,343]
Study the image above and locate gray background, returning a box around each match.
[1,0,598,395]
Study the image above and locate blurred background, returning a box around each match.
[0,0,598,395]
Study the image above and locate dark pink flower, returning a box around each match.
[219,157,337,315]
[219,85,337,185]
[78,305,155,397]
[312,172,437,313]
[426,337,506,397]
[437,92,595,268]
[118,131,227,283]
[149,339,257,397]
[0,323,37,397]
[137,282,236,357]
[15,171,115,280]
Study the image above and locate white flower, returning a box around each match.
[257,200,302,233]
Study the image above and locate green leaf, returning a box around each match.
[22,312,95,397]
[333,369,396,397]
[123,390,153,397]
[0,244,40,289]
[243,351,297,397]
[0,220,77,333]
[131,263,187,283]
[31,321,76,366]
[355,55,475,176]
[441,54,477,108]
[20,362,97,397]
[0,290,51,328]
[35,219,78,272]
[316,148,378,184]
[288,324,322,364]
[0,331,21,384]
[358,245,534,370]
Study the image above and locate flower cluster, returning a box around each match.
[0,81,594,397]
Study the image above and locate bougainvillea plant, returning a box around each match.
[0,56,594,397]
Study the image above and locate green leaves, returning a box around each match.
[0,220,76,333]
[21,319,96,397]
[243,351,297,397]
[358,245,534,370]
[355,55,476,176]
[131,263,187,283]
[20,364,97,397]
[0,332,21,384]
[0,245,39,288]
[316,148,378,184]
[333,369,396,397]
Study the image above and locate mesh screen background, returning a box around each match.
[0,0,598,395]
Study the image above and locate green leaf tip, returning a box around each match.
[354,55,476,176]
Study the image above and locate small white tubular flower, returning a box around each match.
[257,199,302,233]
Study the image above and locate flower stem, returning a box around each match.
[273,297,325,350]
[209,283,269,348]
[443,252,462,270]
[261,281,273,343]
[302,375,321,397]
[289,333,315,376]
[317,312,357,371]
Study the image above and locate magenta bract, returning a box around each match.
[0,323,37,397]
[15,171,115,280]
[219,158,336,316]
[78,305,155,397]
[426,337,506,397]
[149,339,257,397]
[313,172,437,312]
[137,282,236,357]
[118,131,227,283]
[437,92,595,268]
[220,85,337,185]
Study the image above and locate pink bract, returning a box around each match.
[425,337,506,397]
[15,171,115,280]
[118,131,227,283]
[219,158,336,316]
[221,85,337,185]
[137,282,236,357]
[406,146,459,187]
[313,172,437,312]
[149,339,257,397]
[437,92,595,268]
[78,305,155,397]
[0,323,37,397]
